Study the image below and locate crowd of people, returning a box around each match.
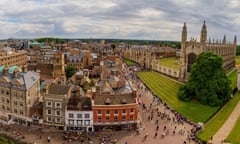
[125,64,203,144]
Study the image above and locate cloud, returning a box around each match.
[0,0,238,42]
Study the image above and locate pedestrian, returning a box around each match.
[47,136,51,143]
[154,132,158,138]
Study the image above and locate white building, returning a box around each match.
[65,96,94,132]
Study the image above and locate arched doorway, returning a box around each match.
[187,53,197,72]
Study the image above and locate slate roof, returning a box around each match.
[23,71,40,90]
[48,85,71,95]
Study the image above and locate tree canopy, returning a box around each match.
[65,66,75,80]
[178,52,231,106]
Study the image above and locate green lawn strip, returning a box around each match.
[137,71,218,123]
[197,92,240,142]
[227,69,238,90]
[225,116,240,143]
[123,58,138,65]
[236,56,240,65]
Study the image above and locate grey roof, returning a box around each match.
[23,71,40,90]
[48,85,71,95]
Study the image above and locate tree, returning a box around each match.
[65,66,75,80]
[178,52,231,106]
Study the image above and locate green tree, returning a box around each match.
[65,66,75,80]
[178,52,231,106]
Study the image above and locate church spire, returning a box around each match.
[200,21,207,44]
[222,34,226,44]
[234,35,237,45]
[182,22,187,43]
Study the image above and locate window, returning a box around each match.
[77,120,82,126]
[1,90,4,94]
[14,101,17,106]
[56,110,61,116]
[19,102,23,107]
[130,108,134,113]
[6,99,9,104]
[122,109,126,114]
[122,116,126,122]
[7,107,10,111]
[69,113,74,118]
[114,117,118,122]
[2,105,5,110]
[20,110,23,115]
[6,91,9,95]
[55,102,61,108]
[85,114,90,118]
[106,117,110,122]
[97,110,102,115]
[47,117,52,122]
[47,101,52,107]
[130,115,134,121]
[106,110,110,115]
[69,120,74,125]
[85,120,90,126]
[56,118,61,123]
[77,114,82,118]
[98,117,101,122]
[14,109,18,113]
[114,110,118,114]
[47,110,52,115]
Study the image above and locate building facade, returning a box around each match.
[0,66,40,125]
[122,45,176,69]
[92,93,138,131]
[0,47,27,68]
[66,96,93,132]
[179,21,236,81]
[43,84,72,130]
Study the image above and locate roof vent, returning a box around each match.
[121,98,127,104]
[105,98,111,105]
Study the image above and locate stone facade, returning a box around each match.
[0,47,27,69]
[42,85,72,129]
[122,45,176,69]
[0,67,40,125]
[179,21,236,81]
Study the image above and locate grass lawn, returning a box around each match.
[137,71,218,123]
[236,56,240,66]
[123,58,138,65]
[197,92,240,142]
[159,57,180,70]
[225,116,240,143]
[227,69,238,90]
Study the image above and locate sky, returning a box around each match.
[0,0,239,42]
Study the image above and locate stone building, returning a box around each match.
[179,21,236,81]
[0,66,40,125]
[42,84,72,130]
[66,50,91,70]
[0,47,27,69]
[122,45,176,69]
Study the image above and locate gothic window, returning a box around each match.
[187,53,196,72]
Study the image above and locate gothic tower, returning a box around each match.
[200,21,207,44]
[179,22,187,80]
[182,22,187,43]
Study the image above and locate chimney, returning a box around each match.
[3,66,9,76]
[23,65,28,73]
[14,68,20,78]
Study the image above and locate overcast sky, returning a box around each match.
[0,0,239,42]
